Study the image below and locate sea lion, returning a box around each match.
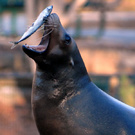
[22,13,135,135]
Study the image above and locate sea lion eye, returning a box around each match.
[65,34,71,45]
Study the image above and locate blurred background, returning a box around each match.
[0,0,135,134]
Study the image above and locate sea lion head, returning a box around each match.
[22,13,88,77]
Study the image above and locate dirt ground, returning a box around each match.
[0,87,39,135]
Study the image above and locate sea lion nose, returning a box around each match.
[46,13,60,28]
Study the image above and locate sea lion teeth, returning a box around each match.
[25,45,47,51]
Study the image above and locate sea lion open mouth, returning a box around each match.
[22,13,58,55]
[22,13,73,62]
[24,27,52,52]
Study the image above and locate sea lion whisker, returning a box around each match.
[37,25,54,32]
[44,24,54,27]
[36,27,44,32]
[41,28,54,38]
[28,28,54,44]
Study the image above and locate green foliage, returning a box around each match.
[119,75,135,107]
[0,0,24,12]
[0,0,24,7]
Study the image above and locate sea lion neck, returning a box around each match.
[36,49,89,79]
[35,45,90,82]
[33,46,91,104]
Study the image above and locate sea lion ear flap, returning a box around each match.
[69,57,74,67]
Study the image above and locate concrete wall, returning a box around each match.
[77,38,135,75]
